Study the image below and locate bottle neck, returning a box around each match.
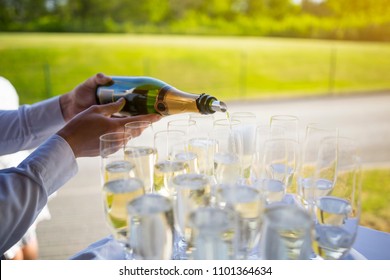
[196,93,227,114]
[155,86,200,116]
[155,87,227,116]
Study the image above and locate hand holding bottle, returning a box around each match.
[57,98,161,158]
[59,73,113,122]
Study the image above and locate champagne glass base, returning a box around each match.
[173,230,188,260]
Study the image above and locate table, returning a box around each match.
[70,225,390,260]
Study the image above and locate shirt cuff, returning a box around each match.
[18,134,78,196]
[25,96,66,138]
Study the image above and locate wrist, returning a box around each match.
[59,93,73,122]
[56,128,80,158]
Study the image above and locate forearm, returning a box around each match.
[0,135,78,255]
[0,96,66,155]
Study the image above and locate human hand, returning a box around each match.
[57,98,161,158]
[59,73,112,122]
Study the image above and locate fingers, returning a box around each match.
[95,73,113,86]
[115,114,162,128]
[93,98,162,123]
[127,114,162,123]
[97,98,126,116]
[83,73,113,90]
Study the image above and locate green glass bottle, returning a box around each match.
[96,76,227,116]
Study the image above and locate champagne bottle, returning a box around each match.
[96,76,227,116]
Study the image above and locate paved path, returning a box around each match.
[36,93,390,259]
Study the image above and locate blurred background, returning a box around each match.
[0,0,389,259]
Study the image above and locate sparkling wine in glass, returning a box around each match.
[102,178,144,257]
[188,137,217,176]
[217,184,265,259]
[100,132,134,185]
[153,130,188,196]
[125,121,156,193]
[127,193,175,260]
[173,173,211,258]
[188,206,239,260]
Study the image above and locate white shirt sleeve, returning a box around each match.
[0,134,78,255]
[0,96,66,155]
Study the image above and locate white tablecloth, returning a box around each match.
[70,226,390,260]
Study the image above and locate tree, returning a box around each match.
[0,0,47,29]
[325,0,390,21]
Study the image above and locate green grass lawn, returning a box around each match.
[1,33,390,104]
[1,32,389,233]
[361,168,390,233]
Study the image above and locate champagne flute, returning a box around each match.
[167,118,198,140]
[188,113,217,176]
[99,132,134,184]
[296,123,339,207]
[312,136,362,260]
[209,125,243,186]
[252,124,272,182]
[213,118,241,129]
[188,137,217,177]
[102,178,144,249]
[268,116,300,200]
[259,204,313,260]
[231,112,258,182]
[188,206,239,260]
[216,183,265,259]
[270,115,299,142]
[173,173,210,259]
[189,113,215,137]
[170,139,199,174]
[127,193,175,260]
[253,123,285,182]
[125,121,156,193]
[153,130,187,196]
[261,138,298,204]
